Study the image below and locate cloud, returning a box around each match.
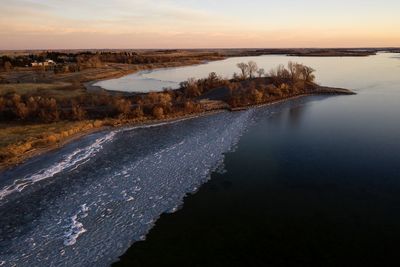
[0,0,224,36]
[0,0,399,49]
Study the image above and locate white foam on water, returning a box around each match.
[0,109,259,267]
[120,113,214,133]
[0,132,116,201]
[63,204,89,246]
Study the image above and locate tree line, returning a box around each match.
[228,61,316,107]
[0,61,316,122]
[0,51,223,73]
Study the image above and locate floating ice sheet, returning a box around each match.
[0,109,258,267]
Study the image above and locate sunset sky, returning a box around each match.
[1,0,400,49]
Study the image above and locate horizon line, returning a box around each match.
[1,46,400,52]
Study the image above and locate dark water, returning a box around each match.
[116,94,400,266]
[115,54,400,266]
[1,53,400,266]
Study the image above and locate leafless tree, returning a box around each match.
[287,61,300,82]
[301,65,316,83]
[236,63,249,79]
[180,78,201,97]
[269,64,290,82]
[247,61,258,78]
[257,68,265,77]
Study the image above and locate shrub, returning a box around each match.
[113,98,132,117]
[71,102,87,120]
[0,97,5,113]
[38,98,59,122]
[152,106,164,119]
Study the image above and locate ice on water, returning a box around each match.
[0,109,262,267]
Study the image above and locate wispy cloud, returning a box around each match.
[0,0,399,49]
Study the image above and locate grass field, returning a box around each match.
[0,82,87,99]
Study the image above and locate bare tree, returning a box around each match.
[247,61,258,78]
[288,61,316,83]
[232,72,241,81]
[257,68,265,77]
[269,64,290,82]
[287,61,300,82]
[301,65,316,83]
[236,63,249,79]
[180,78,201,97]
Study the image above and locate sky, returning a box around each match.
[1,0,399,49]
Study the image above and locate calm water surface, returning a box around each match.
[95,53,400,92]
[1,53,400,266]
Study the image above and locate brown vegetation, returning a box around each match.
[0,59,355,171]
[0,60,350,126]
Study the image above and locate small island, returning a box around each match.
[0,59,354,171]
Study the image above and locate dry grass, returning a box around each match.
[0,120,108,169]
[0,121,87,148]
[0,82,87,100]
[0,81,79,95]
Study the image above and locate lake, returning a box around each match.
[94,53,400,93]
[1,53,400,266]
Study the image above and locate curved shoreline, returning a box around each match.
[1,51,358,174]
[84,60,215,95]
[0,85,354,174]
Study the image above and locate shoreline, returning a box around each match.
[84,60,218,95]
[0,86,354,173]
[0,109,225,173]
[86,51,375,94]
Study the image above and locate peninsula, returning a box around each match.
[0,54,355,171]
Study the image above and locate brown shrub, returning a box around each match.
[131,106,144,118]
[0,97,5,113]
[47,135,58,143]
[15,103,30,119]
[38,98,59,122]
[152,106,164,119]
[250,89,264,104]
[113,98,131,117]
[93,120,103,128]
[71,103,87,120]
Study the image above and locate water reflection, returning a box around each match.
[288,105,306,128]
